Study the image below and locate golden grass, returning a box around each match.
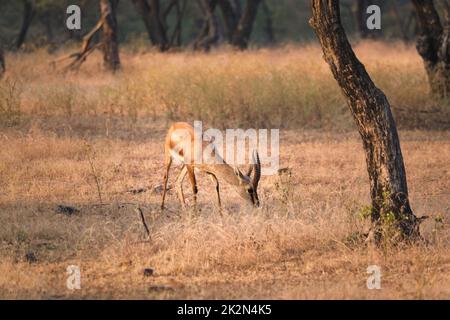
[1,41,448,130]
[0,42,449,299]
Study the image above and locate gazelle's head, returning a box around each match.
[233,150,261,207]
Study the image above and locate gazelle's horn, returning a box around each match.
[246,162,253,177]
[251,150,261,189]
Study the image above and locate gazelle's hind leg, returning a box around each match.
[161,157,172,210]
[186,165,198,209]
[207,173,221,212]
[175,165,188,208]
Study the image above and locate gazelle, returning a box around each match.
[160,122,261,209]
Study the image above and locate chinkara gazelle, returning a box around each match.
[160,122,261,210]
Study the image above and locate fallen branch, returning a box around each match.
[51,18,104,71]
[136,206,150,238]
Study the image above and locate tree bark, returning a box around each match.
[261,0,275,44]
[218,0,238,41]
[412,0,450,97]
[100,0,120,71]
[132,0,169,51]
[16,0,35,49]
[216,0,260,49]
[194,0,220,51]
[170,0,187,47]
[231,0,261,49]
[310,0,421,241]
[0,47,5,78]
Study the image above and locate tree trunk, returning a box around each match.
[100,0,120,72]
[0,47,5,78]
[132,0,169,51]
[310,0,421,241]
[16,0,35,49]
[148,0,169,50]
[261,0,275,44]
[218,0,238,41]
[412,0,450,97]
[194,0,219,51]
[132,0,155,45]
[231,0,261,49]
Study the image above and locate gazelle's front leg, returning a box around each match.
[175,165,188,208]
[208,173,221,209]
[186,165,198,209]
[161,157,172,210]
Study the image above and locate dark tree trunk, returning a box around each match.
[16,0,35,49]
[194,0,219,51]
[148,0,169,50]
[0,47,5,78]
[132,0,154,45]
[231,0,261,49]
[412,0,450,97]
[218,0,238,41]
[169,0,187,47]
[193,0,260,49]
[310,0,421,241]
[261,0,275,44]
[100,0,120,71]
[132,0,169,51]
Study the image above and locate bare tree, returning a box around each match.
[218,0,262,49]
[310,0,423,242]
[194,0,220,51]
[261,0,275,44]
[0,47,5,78]
[170,0,187,47]
[100,0,120,71]
[16,0,35,49]
[132,0,187,51]
[132,0,168,51]
[411,0,450,97]
[53,0,120,72]
[231,0,262,49]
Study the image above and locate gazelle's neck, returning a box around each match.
[205,163,242,187]
[197,148,241,187]
[196,142,250,188]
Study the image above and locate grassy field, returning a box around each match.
[0,42,449,299]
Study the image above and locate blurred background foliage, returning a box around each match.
[0,0,418,50]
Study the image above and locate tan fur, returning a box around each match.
[161,122,261,210]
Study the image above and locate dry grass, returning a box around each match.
[1,41,449,130]
[0,42,449,299]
